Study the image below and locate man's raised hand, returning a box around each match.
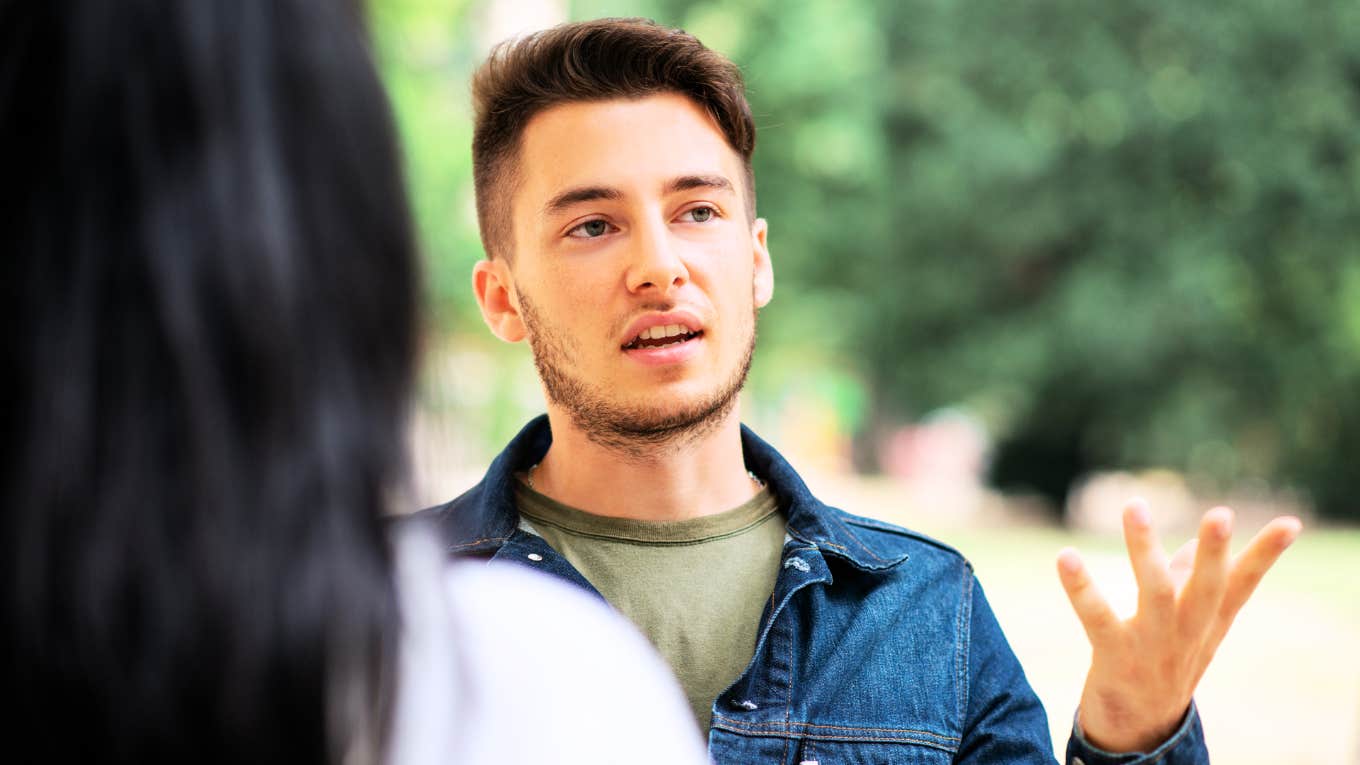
[1055,498,1301,752]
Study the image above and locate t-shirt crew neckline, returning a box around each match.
[513,479,779,546]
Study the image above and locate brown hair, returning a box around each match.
[471,17,757,261]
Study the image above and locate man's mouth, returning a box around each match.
[622,323,702,351]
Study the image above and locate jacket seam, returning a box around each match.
[830,513,889,563]
[787,523,848,556]
[712,718,960,740]
[446,536,509,551]
[957,565,972,724]
[840,516,905,533]
[783,614,794,763]
[711,718,959,752]
[842,513,970,556]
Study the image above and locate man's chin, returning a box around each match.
[532,320,756,455]
[554,388,741,454]
[615,398,732,433]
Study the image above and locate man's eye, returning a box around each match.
[568,219,612,238]
[683,206,716,223]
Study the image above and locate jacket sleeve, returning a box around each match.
[956,575,1210,765]
[1065,702,1207,765]
[954,575,1061,763]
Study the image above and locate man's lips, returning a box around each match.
[622,331,704,366]
[622,325,703,351]
[619,311,704,350]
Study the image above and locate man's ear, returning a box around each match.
[752,217,774,308]
[472,258,527,343]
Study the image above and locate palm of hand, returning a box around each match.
[1056,499,1301,753]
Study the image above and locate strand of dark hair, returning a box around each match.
[0,0,419,760]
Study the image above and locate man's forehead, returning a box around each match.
[516,94,743,201]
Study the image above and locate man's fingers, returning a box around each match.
[1177,507,1233,638]
[1122,498,1175,621]
[1057,547,1119,643]
[1206,516,1303,649]
[1168,537,1198,591]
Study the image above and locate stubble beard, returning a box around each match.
[517,290,756,460]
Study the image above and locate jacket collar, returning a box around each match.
[738,424,909,572]
[446,414,907,572]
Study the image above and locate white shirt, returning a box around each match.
[388,527,711,765]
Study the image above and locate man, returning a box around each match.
[415,18,1301,763]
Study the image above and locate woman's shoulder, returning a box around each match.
[443,561,709,761]
[444,558,631,638]
[390,527,709,765]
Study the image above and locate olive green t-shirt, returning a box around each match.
[514,480,786,734]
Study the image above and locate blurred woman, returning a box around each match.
[0,1,706,762]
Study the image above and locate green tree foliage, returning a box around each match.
[372,0,484,330]
[379,0,1360,519]
[615,0,1360,519]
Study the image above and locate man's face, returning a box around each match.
[485,93,773,447]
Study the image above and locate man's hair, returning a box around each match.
[471,17,757,261]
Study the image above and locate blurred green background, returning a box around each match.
[375,0,1360,522]
[371,2,1359,762]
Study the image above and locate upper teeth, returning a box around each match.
[638,324,689,340]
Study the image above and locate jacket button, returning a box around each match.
[527,553,543,562]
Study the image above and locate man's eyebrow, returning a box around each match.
[543,186,623,216]
[665,174,734,194]
[542,175,734,216]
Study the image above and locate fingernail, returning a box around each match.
[1127,498,1150,527]
[1209,507,1233,539]
[1058,550,1082,574]
[1280,517,1303,546]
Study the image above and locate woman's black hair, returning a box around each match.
[0,0,420,760]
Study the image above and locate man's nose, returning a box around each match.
[624,219,689,295]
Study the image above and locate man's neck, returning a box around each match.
[528,406,758,522]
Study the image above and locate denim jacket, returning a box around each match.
[413,416,1207,764]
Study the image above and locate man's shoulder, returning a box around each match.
[830,507,971,559]
[398,417,558,552]
[804,503,975,577]
[400,479,514,555]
